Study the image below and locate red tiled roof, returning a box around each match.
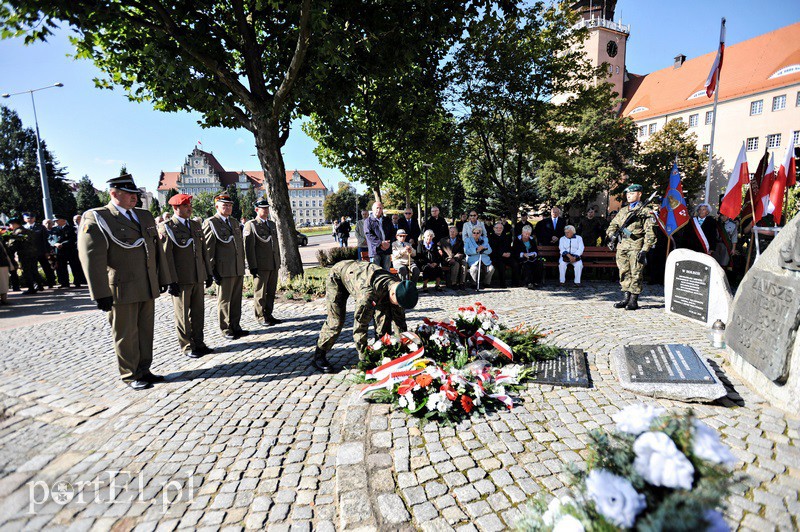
[621,22,800,121]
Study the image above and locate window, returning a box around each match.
[637,125,647,137]
[772,95,786,111]
[689,114,699,127]
[750,100,763,115]
[705,111,714,125]
[767,133,782,148]
[794,131,800,146]
[703,144,710,154]
[649,123,657,134]
[746,137,759,151]
[797,91,800,107]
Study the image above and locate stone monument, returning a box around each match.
[664,248,732,326]
[726,213,800,413]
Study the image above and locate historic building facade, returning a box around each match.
[157,147,329,225]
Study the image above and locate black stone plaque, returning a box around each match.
[726,270,800,382]
[623,344,714,384]
[529,349,589,388]
[670,260,711,322]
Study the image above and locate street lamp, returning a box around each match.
[2,82,64,219]
[422,163,433,218]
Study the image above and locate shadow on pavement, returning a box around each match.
[0,288,96,329]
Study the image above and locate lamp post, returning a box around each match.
[2,83,64,220]
[422,163,433,219]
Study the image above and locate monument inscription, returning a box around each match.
[670,260,711,323]
[624,344,714,384]
[726,270,800,382]
[529,349,589,388]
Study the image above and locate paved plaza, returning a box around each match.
[0,282,798,531]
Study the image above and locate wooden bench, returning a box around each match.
[538,245,617,279]
[359,250,451,280]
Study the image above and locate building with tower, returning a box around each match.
[157,147,329,225]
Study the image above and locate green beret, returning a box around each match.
[625,184,643,192]
[394,280,418,309]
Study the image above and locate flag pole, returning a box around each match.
[704,17,726,202]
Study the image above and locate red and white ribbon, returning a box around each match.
[473,331,514,361]
[365,346,425,381]
[359,368,424,398]
[489,393,515,410]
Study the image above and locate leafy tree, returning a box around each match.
[225,184,243,222]
[0,105,75,218]
[191,191,217,220]
[98,190,110,206]
[148,197,161,218]
[242,185,259,220]
[76,174,102,213]
[637,119,707,200]
[324,182,359,222]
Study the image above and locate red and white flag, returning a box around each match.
[705,18,726,98]
[719,143,750,219]
[753,153,776,223]
[772,137,797,224]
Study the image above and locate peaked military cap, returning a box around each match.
[168,193,193,206]
[625,184,643,192]
[254,198,270,208]
[7,216,23,225]
[22,212,32,218]
[53,214,67,220]
[214,193,234,204]
[107,174,140,193]
[394,280,418,309]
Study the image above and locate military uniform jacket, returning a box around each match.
[334,260,394,309]
[243,218,280,271]
[203,214,245,278]
[160,216,211,285]
[8,228,36,261]
[78,203,172,304]
[49,224,77,255]
[606,204,657,252]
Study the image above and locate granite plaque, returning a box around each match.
[529,349,589,388]
[624,344,714,384]
[670,260,710,323]
[726,270,800,382]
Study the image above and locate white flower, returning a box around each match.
[371,339,383,350]
[542,496,575,526]
[398,395,408,408]
[436,397,453,413]
[703,510,730,532]
[584,469,646,528]
[633,431,695,489]
[380,357,391,366]
[613,404,666,435]
[400,392,416,411]
[553,514,585,532]
[693,420,736,466]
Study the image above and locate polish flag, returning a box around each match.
[753,153,775,223]
[771,138,797,224]
[719,143,750,219]
[705,19,726,98]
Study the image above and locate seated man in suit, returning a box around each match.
[439,226,468,289]
[536,206,566,245]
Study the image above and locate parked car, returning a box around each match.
[296,231,309,246]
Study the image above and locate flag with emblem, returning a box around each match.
[658,163,690,237]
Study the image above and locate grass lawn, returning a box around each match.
[299,227,334,237]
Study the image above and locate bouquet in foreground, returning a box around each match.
[517,405,738,531]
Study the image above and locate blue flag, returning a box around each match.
[658,163,690,236]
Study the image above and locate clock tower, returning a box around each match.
[570,0,629,101]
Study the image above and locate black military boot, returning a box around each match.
[614,292,631,309]
[625,293,639,311]
[311,347,336,374]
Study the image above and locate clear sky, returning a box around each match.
[0,1,797,197]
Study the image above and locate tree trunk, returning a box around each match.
[404,174,410,208]
[253,120,304,280]
[373,187,382,204]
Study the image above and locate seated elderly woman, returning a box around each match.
[558,225,584,286]
[391,229,419,282]
[512,225,543,289]
[416,229,443,292]
[464,226,494,288]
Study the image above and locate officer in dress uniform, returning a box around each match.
[78,175,173,390]
[606,184,657,311]
[243,198,283,325]
[203,193,249,339]
[313,260,418,373]
[160,194,215,359]
[6,217,38,294]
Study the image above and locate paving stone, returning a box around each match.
[378,493,410,525]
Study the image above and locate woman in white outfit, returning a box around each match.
[558,225,584,286]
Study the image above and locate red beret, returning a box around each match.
[168,193,193,206]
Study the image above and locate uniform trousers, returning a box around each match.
[616,240,646,294]
[253,270,278,321]
[109,299,155,382]
[218,275,243,334]
[57,251,85,286]
[172,283,206,353]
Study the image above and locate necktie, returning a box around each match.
[224,217,232,230]
[126,210,140,229]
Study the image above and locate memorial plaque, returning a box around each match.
[670,260,711,323]
[529,349,589,388]
[623,344,714,384]
[726,270,800,382]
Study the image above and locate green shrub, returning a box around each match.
[278,273,326,299]
[316,246,358,267]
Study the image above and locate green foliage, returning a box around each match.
[277,273,326,299]
[495,326,559,364]
[324,182,360,222]
[784,185,799,223]
[316,246,359,267]
[225,184,243,221]
[75,175,102,213]
[636,119,708,200]
[148,198,161,218]
[191,191,217,220]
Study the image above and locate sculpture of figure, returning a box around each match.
[779,228,800,272]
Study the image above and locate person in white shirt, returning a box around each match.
[461,210,487,242]
[558,225,584,286]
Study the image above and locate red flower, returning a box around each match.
[381,333,392,345]
[415,374,433,388]
[397,378,416,396]
[441,381,458,401]
[461,395,474,413]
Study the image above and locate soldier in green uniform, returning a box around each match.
[606,184,657,311]
[204,193,249,339]
[160,193,215,359]
[313,260,418,373]
[243,198,283,325]
[78,175,173,390]
[6,217,38,294]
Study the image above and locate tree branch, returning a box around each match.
[271,0,311,123]
[231,0,269,103]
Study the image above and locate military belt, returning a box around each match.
[620,233,643,241]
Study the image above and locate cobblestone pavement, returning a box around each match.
[0,282,797,531]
